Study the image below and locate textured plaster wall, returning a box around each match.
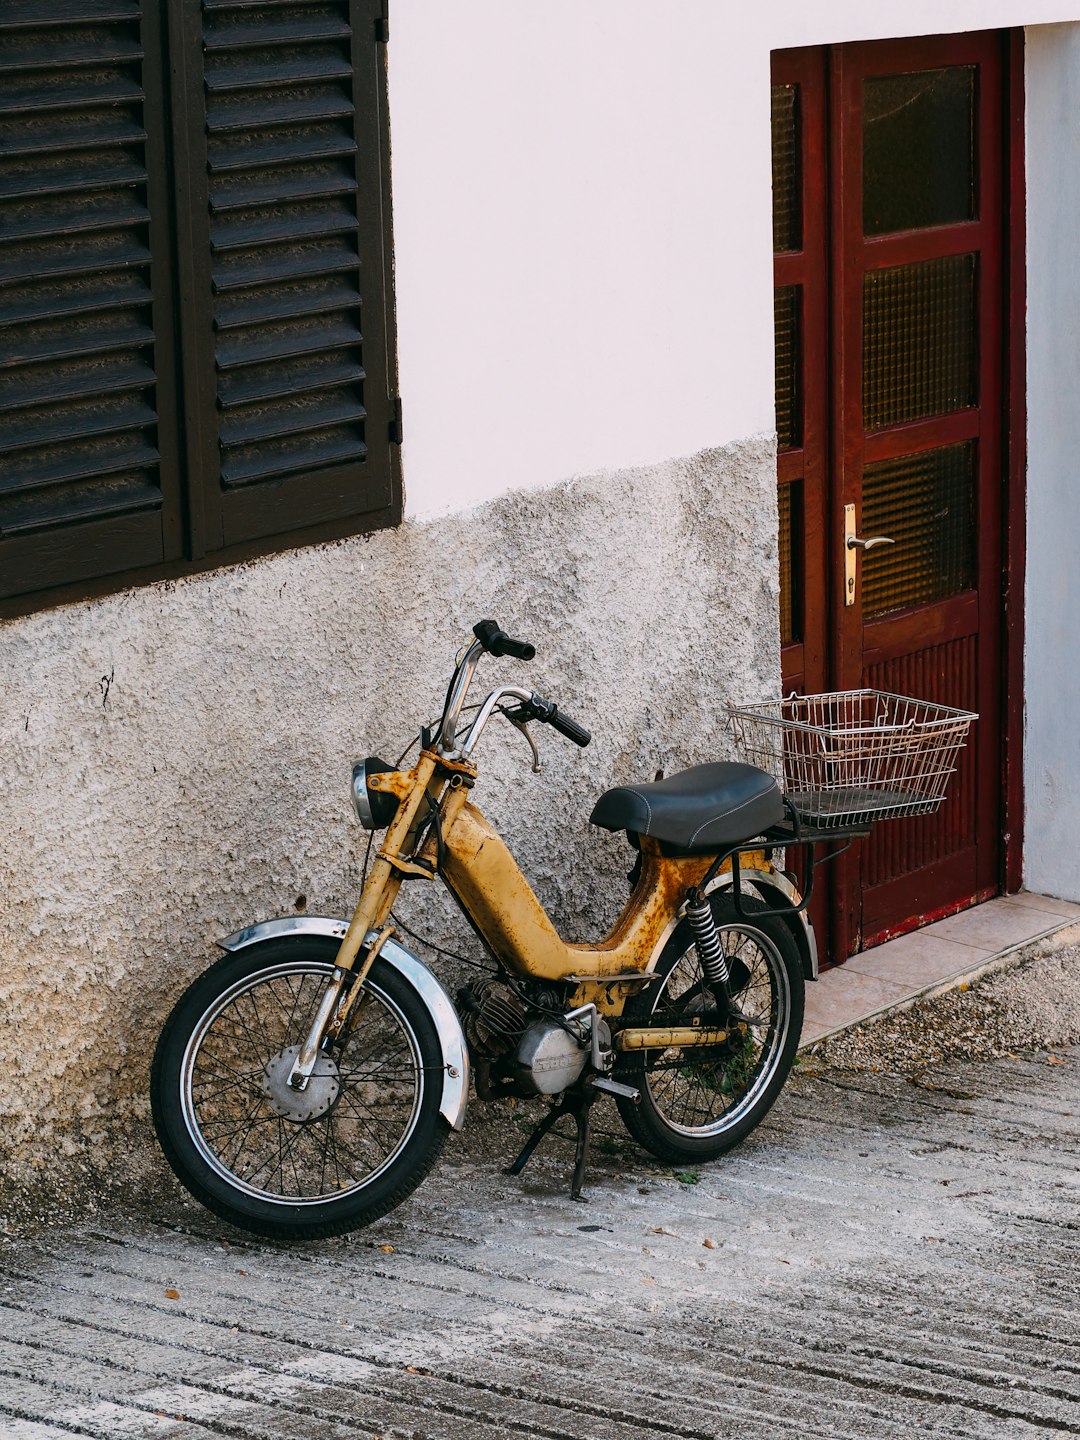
[0,435,779,1195]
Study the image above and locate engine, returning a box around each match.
[456,977,589,1098]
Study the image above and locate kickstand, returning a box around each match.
[505,1091,597,1202]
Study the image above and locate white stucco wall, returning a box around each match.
[1023,23,1080,899]
[391,0,1080,520]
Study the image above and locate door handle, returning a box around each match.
[843,503,894,606]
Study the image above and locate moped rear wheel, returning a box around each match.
[151,939,448,1239]
[614,893,803,1162]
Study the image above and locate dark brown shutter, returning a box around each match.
[170,0,396,553]
[0,1,183,601]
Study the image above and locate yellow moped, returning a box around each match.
[152,620,825,1238]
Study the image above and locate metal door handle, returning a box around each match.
[843,503,895,607]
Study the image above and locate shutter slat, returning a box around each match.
[204,50,351,93]
[0,475,161,538]
[0,269,150,326]
[209,160,356,211]
[0,150,147,202]
[217,352,364,407]
[220,426,365,487]
[0,111,145,158]
[208,123,355,172]
[0,229,149,284]
[0,69,143,115]
[0,32,143,74]
[206,84,352,132]
[0,355,154,413]
[204,15,351,51]
[215,314,360,369]
[0,2,140,29]
[203,0,344,11]
[1,313,153,368]
[0,189,149,241]
[214,275,358,328]
[220,389,365,446]
[0,394,156,454]
[213,237,357,291]
[0,434,159,494]
[210,197,357,249]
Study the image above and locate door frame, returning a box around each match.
[773,29,1027,962]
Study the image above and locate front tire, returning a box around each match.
[615,893,804,1163]
[151,939,448,1239]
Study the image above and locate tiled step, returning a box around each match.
[800,891,1080,1046]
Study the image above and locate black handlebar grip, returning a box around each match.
[548,705,591,748]
[496,635,536,660]
[473,619,536,661]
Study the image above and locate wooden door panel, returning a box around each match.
[774,32,1009,961]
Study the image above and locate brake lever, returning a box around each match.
[501,706,542,773]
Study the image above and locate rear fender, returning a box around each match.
[706,870,819,981]
[218,916,470,1129]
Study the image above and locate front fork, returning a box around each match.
[287,750,446,1091]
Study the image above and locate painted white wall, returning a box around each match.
[1023,22,1080,900]
[389,0,1079,520]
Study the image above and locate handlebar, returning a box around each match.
[473,619,535,661]
[521,692,591,748]
[439,622,590,758]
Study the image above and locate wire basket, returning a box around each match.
[726,690,977,829]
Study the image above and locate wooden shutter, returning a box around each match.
[0,1,183,601]
[170,0,397,554]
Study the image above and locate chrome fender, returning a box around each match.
[707,870,819,981]
[218,916,470,1131]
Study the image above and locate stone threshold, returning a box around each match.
[799,890,1080,1047]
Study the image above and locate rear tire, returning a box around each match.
[615,893,804,1163]
[151,938,448,1239]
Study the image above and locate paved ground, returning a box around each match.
[1,1041,1077,1439]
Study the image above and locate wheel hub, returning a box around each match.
[262,1045,341,1123]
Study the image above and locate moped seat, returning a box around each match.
[589,762,784,852]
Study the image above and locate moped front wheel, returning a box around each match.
[614,893,804,1163]
[151,939,448,1239]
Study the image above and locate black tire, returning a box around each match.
[151,938,449,1239]
[614,893,804,1163]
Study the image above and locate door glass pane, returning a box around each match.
[863,66,976,235]
[771,83,801,252]
[863,253,977,431]
[774,284,802,450]
[778,481,802,645]
[862,441,976,620]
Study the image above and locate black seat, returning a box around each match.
[589,762,784,852]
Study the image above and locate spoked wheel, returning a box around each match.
[151,939,448,1239]
[614,893,804,1162]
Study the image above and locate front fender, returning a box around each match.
[218,916,470,1131]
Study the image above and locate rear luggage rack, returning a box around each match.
[727,689,977,830]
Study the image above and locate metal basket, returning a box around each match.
[726,690,977,829]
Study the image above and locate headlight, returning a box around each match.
[350,757,400,830]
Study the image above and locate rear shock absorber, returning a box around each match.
[685,888,730,992]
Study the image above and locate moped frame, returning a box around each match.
[286,745,795,1089]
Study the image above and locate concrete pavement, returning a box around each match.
[1,1041,1077,1438]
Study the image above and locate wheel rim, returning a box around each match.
[643,922,790,1137]
[180,962,425,1205]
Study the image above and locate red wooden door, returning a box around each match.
[773,33,1011,959]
